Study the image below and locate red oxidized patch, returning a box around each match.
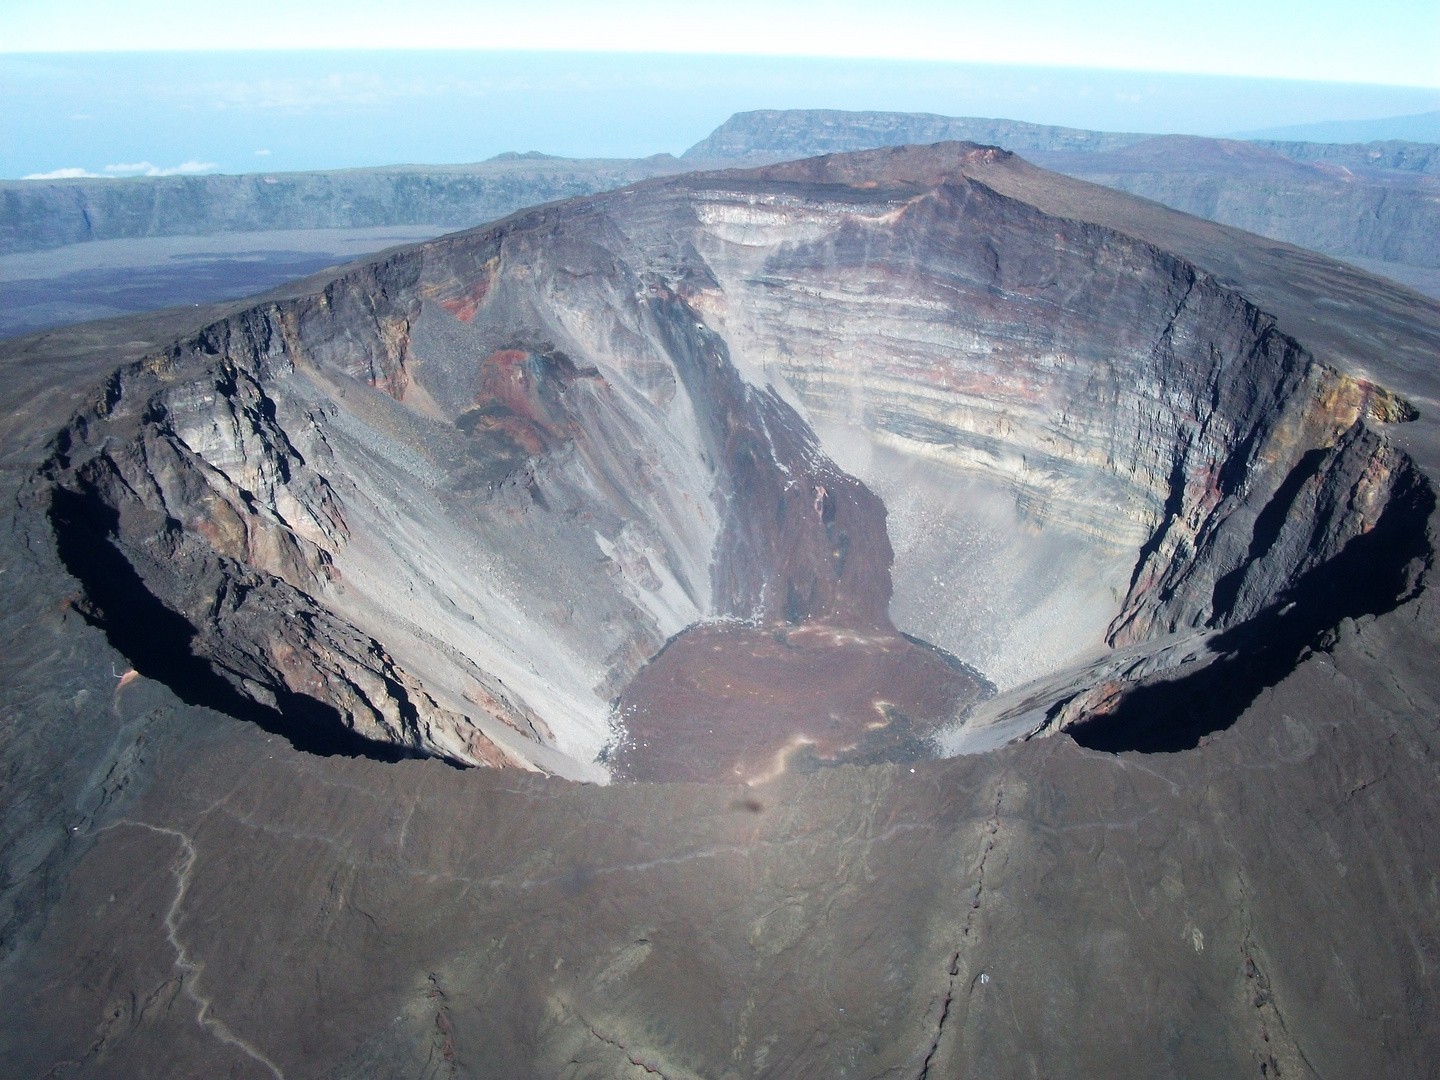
[456,349,573,456]
[440,277,491,323]
[477,350,539,415]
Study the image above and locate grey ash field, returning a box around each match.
[2,142,1440,1077]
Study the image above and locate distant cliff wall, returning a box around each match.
[1040,160,1440,269]
[0,156,684,255]
[1254,139,1440,175]
[682,109,1151,162]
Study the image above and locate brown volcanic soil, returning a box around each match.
[612,623,984,783]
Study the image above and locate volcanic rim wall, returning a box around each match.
[35,143,1435,776]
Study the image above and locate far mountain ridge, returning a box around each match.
[5,109,1439,342]
[1235,108,1440,144]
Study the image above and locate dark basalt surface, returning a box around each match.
[0,229,449,339]
[1,143,1439,1078]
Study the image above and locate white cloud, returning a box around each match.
[22,167,104,179]
[102,160,220,176]
[19,161,222,181]
[254,149,272,155]
[70,114,93,121]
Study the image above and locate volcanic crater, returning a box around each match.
[40,143,1433,784]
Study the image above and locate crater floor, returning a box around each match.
[611,622,986,783]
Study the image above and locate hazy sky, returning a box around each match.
[3,0,1438,88]
[7,49,1439,180]
[5,3,1438,179]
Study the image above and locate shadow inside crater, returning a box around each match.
[1068,467,1435,754]
[48,485,417,763]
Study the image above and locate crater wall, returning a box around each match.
[38,144,1431,773]
[667,156,1423,682]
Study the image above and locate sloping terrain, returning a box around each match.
[1023,135,1440,270]
[1240,109,1440,143]
[1,143,1439,1077]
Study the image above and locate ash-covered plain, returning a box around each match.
[3,142,1440,1078]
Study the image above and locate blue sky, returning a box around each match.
[3,3,1437,179]
[4,0,1437,87]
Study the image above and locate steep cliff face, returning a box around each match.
[668,153,1427,675]
[44,243,721,775]
[39,143,1431,776]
